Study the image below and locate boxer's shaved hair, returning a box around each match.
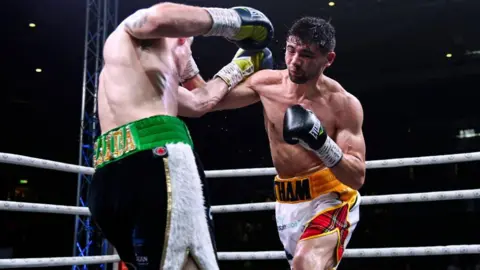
[287,16,336,54]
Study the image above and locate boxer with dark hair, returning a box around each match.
[188,16,365,270]
[87,2,273,270]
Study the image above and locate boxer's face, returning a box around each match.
[285,36,335,84]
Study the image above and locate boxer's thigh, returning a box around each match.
[275,201,311,264]
[295,202,353,269]
[294,231,338,270]
[134,151,170,270]
[88,157,140,266]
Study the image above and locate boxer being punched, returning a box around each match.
[189,17,365,269]
[87,2,273,270]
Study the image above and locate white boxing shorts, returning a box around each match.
[274,168,360,269]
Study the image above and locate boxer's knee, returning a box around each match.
[292,251,311,270]
[293,233,338,270]
[292,247,327,270]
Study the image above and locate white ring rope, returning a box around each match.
[1,151,480,177]
[1,245,479,268]
[0,200,90,215]
[205,151,480,178]
[211,188,480,213]
[0,255,119,269]
[0,153,94,175]
[1,188,478,215]
[217,245,480,260]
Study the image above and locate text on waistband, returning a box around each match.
[94,125,137,167]
[275,178,312,202]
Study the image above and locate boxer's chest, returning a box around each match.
[262,94,338,138]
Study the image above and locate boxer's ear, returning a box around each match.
[325,51,336,67]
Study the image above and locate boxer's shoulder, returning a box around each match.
[102,28,139,63]
[105,22,137,47]
[317,76,362,116]
[330,91,363,123]
[245,69,282,91]
[323,75,345,93]
[322,76,351,102]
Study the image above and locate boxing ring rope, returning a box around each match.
[2,188,480,215]
[2,245,480,268]
[1,151,480,177]
[1,151,480,267]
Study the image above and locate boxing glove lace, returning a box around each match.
[283,105,343,168]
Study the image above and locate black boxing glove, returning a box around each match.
[226,7,274,51]
[203,6,274,51]
[283,105,343,168]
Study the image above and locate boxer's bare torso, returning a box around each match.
[98,26,180,134]
[248,69,357,178]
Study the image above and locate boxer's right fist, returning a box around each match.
[214,48,273,90]
[283,105,344,168]
[228,7,274,51]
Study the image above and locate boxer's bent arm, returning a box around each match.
[178,78,230,118]
[330,96,366,190]
[124,3,213,39]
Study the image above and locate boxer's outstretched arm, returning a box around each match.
[210,79,260,111]
[178,76,260,117]
[330,96,366,190]
[177,78,229,118]
[124,3,213,39]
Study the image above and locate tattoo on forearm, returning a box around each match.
[132,14,148,28]
[125,9,149,30]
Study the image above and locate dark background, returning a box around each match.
[1,0,480,269]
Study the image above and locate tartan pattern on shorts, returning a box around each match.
[299,203,350,264]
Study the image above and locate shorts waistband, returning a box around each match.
[93,115,193,169]
[274,168,357,204]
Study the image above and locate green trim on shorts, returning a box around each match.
[93,115,193,169]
